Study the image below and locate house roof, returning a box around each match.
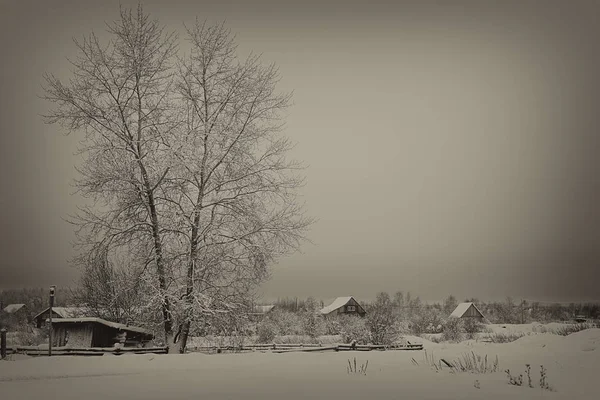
[251,305,275,314]
[49,317,154,336]
[3,304,26,313]
[320,296,360,315]
[33,306,90,320]
[450,302,484,318]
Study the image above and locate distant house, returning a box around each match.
[3,304,26,315]
[33,306,90,328]
[449,302,485,322]
[248,305,275,321]
[50,317,154,348]
[320,296,366,317]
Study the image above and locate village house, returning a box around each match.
[319,296,366,317]
[449,302,486,322]
[248,304,276,322]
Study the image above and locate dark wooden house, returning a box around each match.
[50,317,153,348]
[449,302,485,322]
[248,305,275,322]
[319,296,366,317]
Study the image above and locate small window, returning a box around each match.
[347,305,356,312]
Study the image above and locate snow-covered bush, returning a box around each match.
[442,317,464,342]
[339,316,371,344]
[269,310,303,335]
[463,318,483,339]
[256,320,277,343]
[366,292,398,345]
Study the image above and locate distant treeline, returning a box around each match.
[266,293,600,324]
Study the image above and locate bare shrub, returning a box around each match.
[256,320,277,343]
[302,298,325,338]
[487,332,526,343]
[339,316,371,344]
[410,307,444,336]
[366,292,398,345]
[269,310,303,336]
[553,323,597,336]
[442,317,464,342]
[463,318,484,339]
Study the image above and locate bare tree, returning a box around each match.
[443,294,458,315]
[171,21,312,352]
[71,246,148,325]
[43,7,312,353]
[42,4,180,347]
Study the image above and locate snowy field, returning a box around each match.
[1,327,598,400]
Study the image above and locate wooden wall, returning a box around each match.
[53,322,150,348]
[462,305,484,320]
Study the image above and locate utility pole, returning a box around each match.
[49,286,55,356]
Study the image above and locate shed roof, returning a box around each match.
[49,317,153,336]
[33,306,90,320]
[320,296,360,315]
[3,304,26,313]
[450,302,484,318]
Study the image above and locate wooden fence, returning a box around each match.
[5,346,168,357]
[188,342,424,354]
[3,342,423,357]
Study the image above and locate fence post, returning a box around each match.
[1,328,6,359]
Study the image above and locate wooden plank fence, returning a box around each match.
[5,346,168,357]
[189,343,424,354]
[4,343,423,357]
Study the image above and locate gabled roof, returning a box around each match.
[33,306,91,320]
[49,317,153,336]
[320,296,363,315]
[3,304,26,313]
[251,305,275,314]
[450,302,484,318]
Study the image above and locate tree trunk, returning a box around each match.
[178,320,191,354]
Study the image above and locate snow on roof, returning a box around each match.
[320,296,355,315]
[251,305,275,314]
[3,304,26,313]
[49,317,153,336]
[450,302,484,318]
[33,306,90,320]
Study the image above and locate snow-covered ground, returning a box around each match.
[1,327,598,400]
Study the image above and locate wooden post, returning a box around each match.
[1,328,7,359]
[49,286,55,356]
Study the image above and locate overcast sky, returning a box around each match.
[1,0,599,303]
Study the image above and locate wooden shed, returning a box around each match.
[50,317,153,348]
[449,302,485,322]
[320,296,366,317]
[248,305,275,322]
